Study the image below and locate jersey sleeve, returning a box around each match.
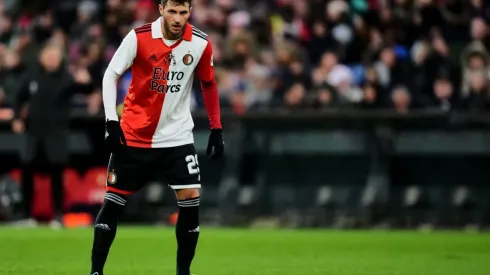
[196,40,222,129]
[196,41,214,82]
[103,30,137,121]
[107,30,137,74]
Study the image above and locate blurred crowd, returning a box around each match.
[1,0,490,118]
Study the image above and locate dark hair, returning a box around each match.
[161,0,192,7]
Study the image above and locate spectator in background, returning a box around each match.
[460,45,490,96]
[411,34,459,104]
[244,62,273,110]
[284,82,307,109]
[78,41,103,115]
[0,14,14,44]
[461,17,490,69]
[311,83,337,109]
[441,0,469,43]
[307,20,334,65]
[363,66,381,88]
[214,68,239,109]
[413,0,444,37]
[344,15,369,64]
[11,43,92,228]
[359,83,382,109]
[313,50,338,87]
[374,47,406,91]
[227,10,252,38]
[69,0,99,41]
[468,0,490,22]
[411,38,430,97]
[459,70,490,111]
[428,76,455,112]
[390,85,412,113]
[271,41,299,105]
[224,30,256,69]
[282,55,311,90]
[327,62,363,106]
[474,17,490,48]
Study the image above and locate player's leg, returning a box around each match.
[174,188,201,275]
[90,190,127,275]
[90,148,146,275]
[160,144,202,275]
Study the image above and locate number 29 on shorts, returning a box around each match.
[186,154,199,174]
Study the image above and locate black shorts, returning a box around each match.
[106,144,201,195]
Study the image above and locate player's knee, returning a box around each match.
[175,188,200,201]
[94,191,126,227]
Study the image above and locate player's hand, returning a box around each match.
[105,120,126,153]
[206,128,224,160]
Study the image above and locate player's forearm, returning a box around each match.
[102,69,120,121]
[201,79,222,129]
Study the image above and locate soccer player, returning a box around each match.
[89,1,224,274]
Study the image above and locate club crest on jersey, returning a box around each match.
[183,54,194,66]
[107,172,117,185]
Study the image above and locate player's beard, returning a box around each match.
[162,17,184,40]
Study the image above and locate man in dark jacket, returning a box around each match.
[11,42,92,228]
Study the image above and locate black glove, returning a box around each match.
[105,120,126,153]
[206,128,224,160]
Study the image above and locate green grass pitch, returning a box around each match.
[0,227,489,275]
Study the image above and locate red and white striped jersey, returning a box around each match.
[103,17,221,148]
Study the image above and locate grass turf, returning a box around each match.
[0,227,489,275]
